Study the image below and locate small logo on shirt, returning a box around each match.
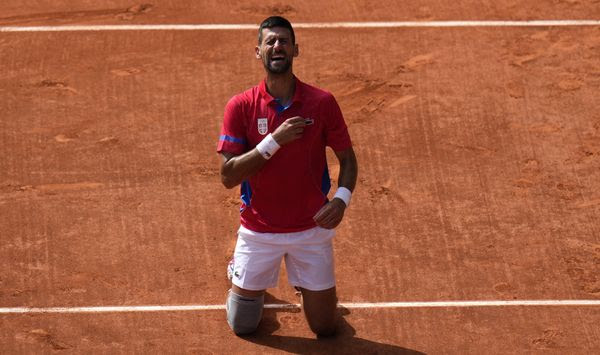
[257,118,268,135]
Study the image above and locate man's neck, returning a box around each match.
[265,72,295,106]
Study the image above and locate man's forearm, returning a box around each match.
[220,150,267,189]
[337,151,358,192]
[314,148,357,228]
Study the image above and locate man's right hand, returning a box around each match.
[272,116,307,145]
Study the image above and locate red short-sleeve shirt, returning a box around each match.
[217,77,352,233]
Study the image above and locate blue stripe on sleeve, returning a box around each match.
[219,135,246,145]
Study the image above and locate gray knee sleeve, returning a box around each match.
[226,290,264,335]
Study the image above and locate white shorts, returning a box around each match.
[230,225,336,291]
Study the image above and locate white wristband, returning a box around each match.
[256,133,281,160]
[333,187,352,207]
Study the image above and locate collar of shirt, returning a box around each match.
[258,76,304,109]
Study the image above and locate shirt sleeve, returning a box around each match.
[323,93,352,151]
[217,96,248,155]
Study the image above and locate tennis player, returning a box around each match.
[217,16,358,337]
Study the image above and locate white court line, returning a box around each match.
[1,20,600,32]
[2,300,600,314]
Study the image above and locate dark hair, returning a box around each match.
[258,16,295,45]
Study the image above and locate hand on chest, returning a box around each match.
[249,109,322,148]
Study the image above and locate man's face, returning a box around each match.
[256,27,298,74]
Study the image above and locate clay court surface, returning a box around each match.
[1,1,600,353]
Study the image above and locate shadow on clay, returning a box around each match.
[238,292,425,354]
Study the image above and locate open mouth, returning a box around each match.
[270,55,285,62]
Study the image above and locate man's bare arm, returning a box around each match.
[219,116,307,189]
[335,147,358,193]
[220,150,267,189]
[313,147,358,229]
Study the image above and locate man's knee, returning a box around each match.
[226,290,264,335]
[299,287,338,337]
[310,323,337,338]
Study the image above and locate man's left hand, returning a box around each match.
[313,198,346,229]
